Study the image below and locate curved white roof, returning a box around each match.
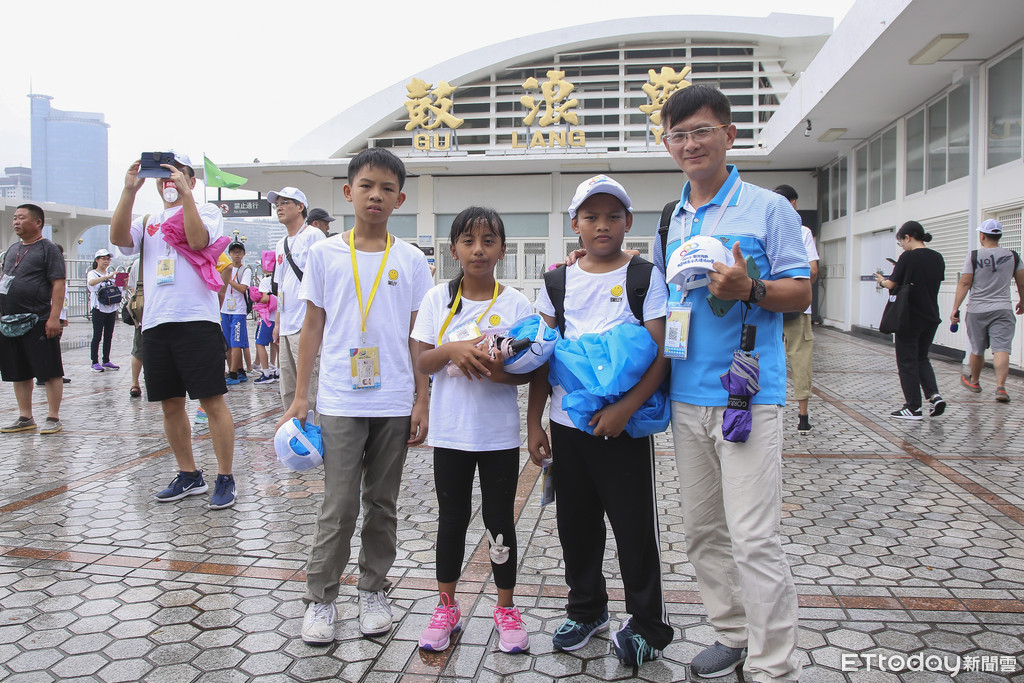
[290,13,832,160]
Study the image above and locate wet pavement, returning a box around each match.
[0,321,1022,682]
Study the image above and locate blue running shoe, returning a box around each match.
[611,619,661,667]
[225,376,242,386]
[551,608,609,651]
[155,470,208,502]
[208,474,236,509]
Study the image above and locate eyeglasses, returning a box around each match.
[663,124,729,146]
[275,199,296,207]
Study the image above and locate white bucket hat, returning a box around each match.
[274,411,322,471]
[666,235,734,287]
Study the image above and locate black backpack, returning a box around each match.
[543,255,655,336]
[97,278,122,306]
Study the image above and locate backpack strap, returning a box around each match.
[1014,250,1021,271]
[971,249,978,273]
[542,265,567,336]
[658,201,677,265]
[625,255,654,324]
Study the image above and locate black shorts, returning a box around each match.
[142,321,227,402]
[0,319,64,383]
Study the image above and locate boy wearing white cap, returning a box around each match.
[527,175,673,666]
[269,187,325,413]
[950,219,1024,402]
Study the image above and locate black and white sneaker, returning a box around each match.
[890,406,922,420]
[797,415,812,434]
[928,394,946,417]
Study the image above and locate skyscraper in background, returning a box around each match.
[29,94,109,209]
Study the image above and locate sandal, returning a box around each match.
[129,387,142,398]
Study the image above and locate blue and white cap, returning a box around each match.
[274,411,323,472]
[568,175,633,219]
[666,235,734,287]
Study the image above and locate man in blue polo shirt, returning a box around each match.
[653,85,809,682]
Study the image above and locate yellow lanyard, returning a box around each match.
[437,279,499,346]
[349,230,392,343]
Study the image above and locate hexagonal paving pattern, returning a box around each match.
[0,323,1021,681]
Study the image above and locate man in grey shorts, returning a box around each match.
[950,219,1024,402]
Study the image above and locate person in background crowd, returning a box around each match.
[950,218,1024,402]
[772,185,819,434]
[0,204,66,435]
[109,152,238,509]
[87,248,122,373]
[307,208,336,236]
[875,220,946,419]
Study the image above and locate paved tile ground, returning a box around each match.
[0,321,1022,682]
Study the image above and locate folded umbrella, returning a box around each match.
[719,350,760,443]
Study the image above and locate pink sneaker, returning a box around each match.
[493,605,530,653]
[419,595,461,651]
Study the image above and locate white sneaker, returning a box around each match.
[358,589,393,636]
[301,601,337,646]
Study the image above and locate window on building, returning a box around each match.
[855,146,868,212]
[988,48,1022,169]
[818,157,847,223]
[948,83,970,181]
[856,125,897,209]
[927,98,948,189]
[906,109,926,195]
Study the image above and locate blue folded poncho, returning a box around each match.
[548,323,670,438]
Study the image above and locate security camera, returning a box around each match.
[804,120,812,138]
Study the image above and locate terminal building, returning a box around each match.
[220,0,1024,368]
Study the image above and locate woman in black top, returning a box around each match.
[874,221,946,419]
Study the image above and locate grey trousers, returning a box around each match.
[303,414,411,604]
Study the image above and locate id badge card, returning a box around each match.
[447,320,482,343]
[226,297,236,312]
[0,274,13,295]
[539,458,555,507]
[156,253,176,286]
[664,301,693,360]
[350,346,381,390]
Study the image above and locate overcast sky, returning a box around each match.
[1,0,854,214]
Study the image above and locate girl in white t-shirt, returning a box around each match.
[410,207,533,655]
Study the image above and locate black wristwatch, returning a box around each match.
[746,278,767,305]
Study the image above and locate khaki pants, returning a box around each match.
[782,313,813,402]
[304,415,411,604]
[279,333,319,415]
[671,402,801,683]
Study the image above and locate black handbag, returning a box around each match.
[879,283,912,334]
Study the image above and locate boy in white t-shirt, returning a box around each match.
[221,242,253,385]
[277,148,432,646]
[527,175,672,666]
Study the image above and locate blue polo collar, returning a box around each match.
[679,165,742,212]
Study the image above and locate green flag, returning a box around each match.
[204,155,248,189]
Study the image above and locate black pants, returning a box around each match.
[90,309,117,364]
[894,322,939,410]
[433,446,519,590]
[550,422,673,650]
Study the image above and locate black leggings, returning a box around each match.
[91,309,117,364]
[433,446,519,590]
[894,322,939,410]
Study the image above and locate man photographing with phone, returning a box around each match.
[110,152,239,510]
